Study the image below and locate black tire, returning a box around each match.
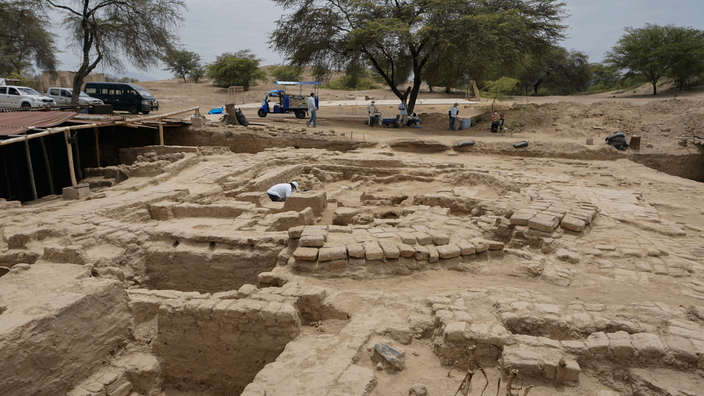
[142,111,150,115]
[258,108,267,117]
[129,105,139,114]
[21,102,31,109]
[393,121,399,128]
[295,110,306,119]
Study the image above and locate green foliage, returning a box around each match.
[606,23,704,95]
[0,1,57,76]
[207,50,267,90]
[189,65,206,84]
[162,48,203,83]
[322,70,380,90]
[270,0,568,111]
[7,71,39,89]
[483,77,519,95]
[516,47,591,95]
[311,65,329,82]
[271,65,303,81]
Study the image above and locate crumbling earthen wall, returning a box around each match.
[0,264,130,396]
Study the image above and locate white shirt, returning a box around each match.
[306,96,316,112]
[399,102,407,115]
[450,106,459,117]
[367,104,379,116]
[267,183,293,199]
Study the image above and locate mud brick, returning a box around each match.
[607,331,635,359]
[502,347,541,375]
[456,241,476,256]
[560,215,586,232]
[444,322,467,342]
[664,336,698,362]
[510,211,537,226]
[327,225,352,233]
[378,239,400,259]
[301,226,328,241]
[436,244,461,259]
[427,245,439,263]
[299,234,325,247]
[414,245,430,261]
[288,225,305,239]
[528,214,560,233]
[398,232,417,245]
[585,332,610,356]
[346,243,365,259]
[471,238,489,253]
[542,210,565,220]
[631,333,666,359]
[397,243,415,258]
[561,340,587,355]
[488,241,504,250]
[413,232,433,245]
[431,233,450,245]
[293,247,318,261]
[363,241,384,261]
[412,225,431,233]
[318,246,348,262]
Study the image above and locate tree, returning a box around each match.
[517,47,591,95]
[163,48,202,83]
[189,64,206,84]
[38,0,185,104]
[207,50,267,90]
[606,24,704,95]
[271,65,303,81]
[270,0,567,112]
[0,1,57,76]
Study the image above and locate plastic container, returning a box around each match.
[460,118,472,129]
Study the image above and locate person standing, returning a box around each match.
[306,93,317,128]
[398,100,408,127]
[267,181,300,202]
[367,100,380,127]
[491,111,500,133]
[448,103,459,130]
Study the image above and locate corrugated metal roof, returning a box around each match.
[0,111,77,136]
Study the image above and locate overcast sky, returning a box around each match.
[53,0,704,81]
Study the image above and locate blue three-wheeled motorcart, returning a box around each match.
[257,81,322,119]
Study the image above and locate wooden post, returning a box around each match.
[23,139,38,201]
[158,119,164,145]
[64,130,77,187]
[72,132,83,182]
[1,146,12,198]
[94,127,101,167]
[39,136,54,195]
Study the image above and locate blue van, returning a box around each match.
[84,82,159,114]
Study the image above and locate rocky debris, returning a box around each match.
[409,383,428,396]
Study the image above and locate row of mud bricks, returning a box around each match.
[288,225,504,269]
[510,199,599,233]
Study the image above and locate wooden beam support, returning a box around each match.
[159,118,164,145]
[23,139,38,201]
[64,130,77,187]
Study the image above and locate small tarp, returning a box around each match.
[208,107,224,115]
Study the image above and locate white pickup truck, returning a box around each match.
[0,84,56,109]
[46,87,104,105]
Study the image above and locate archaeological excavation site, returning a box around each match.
[1,97,704,396]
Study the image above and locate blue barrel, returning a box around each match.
[460,118,471,129]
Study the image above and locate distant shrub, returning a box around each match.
[322,75,380,90]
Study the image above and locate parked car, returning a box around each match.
[0,84,55,109]
[46,87,104,105]
[83,82,158,114]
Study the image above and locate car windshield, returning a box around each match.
[17,87,40,96]
[137,89,153,97]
